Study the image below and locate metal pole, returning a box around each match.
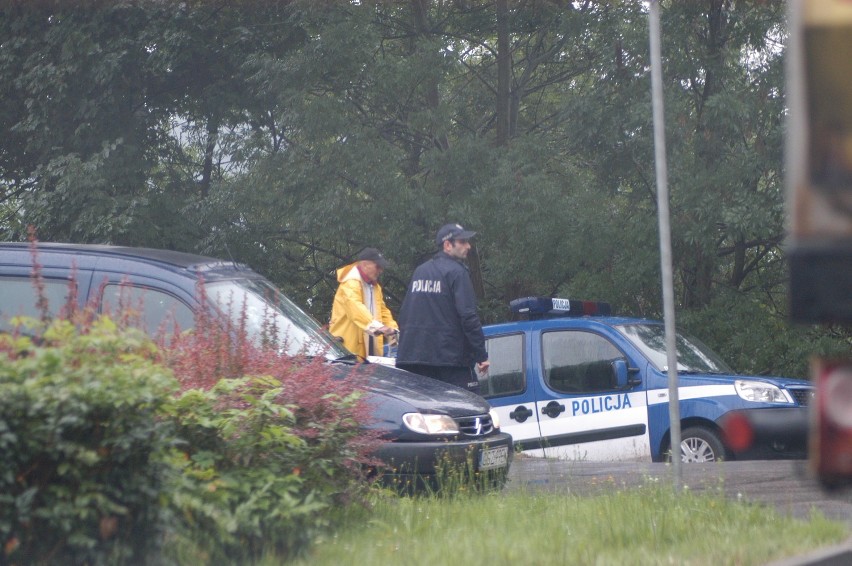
[649,0,682,488]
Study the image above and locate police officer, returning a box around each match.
[396,223,489,394]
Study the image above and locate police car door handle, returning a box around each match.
[541,401,566,418]
[509,405,533,423]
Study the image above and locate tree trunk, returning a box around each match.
[682,249,714,309]
[200,115,219,199]
[411,0,448,151]
[681,0,727,308]
[467,243,485,300]
[496,0,510,146]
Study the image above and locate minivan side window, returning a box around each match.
[0,277,74,332]
[101,283,195,337]
[542,331,622,393]
[481,333,525,398]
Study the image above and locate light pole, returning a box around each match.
[649,0,682,488]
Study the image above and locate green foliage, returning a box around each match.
[0,318,177,565]
[679,291,852,378]
[162,376,361,563]
[0,311,379,564]
[2,1,848,376]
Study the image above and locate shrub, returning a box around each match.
[0,317,177,565]
[158,298,383,562]
[162,375,362,562]
[2,238,384,563]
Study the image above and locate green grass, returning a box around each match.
[285,484,848,566]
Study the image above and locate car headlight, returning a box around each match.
[402,413,459,435]
[489,408,501,430]
[735,380,793,404]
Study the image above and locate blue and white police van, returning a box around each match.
[481,297,814,462]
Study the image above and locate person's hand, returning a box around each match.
[476,360,490,375]
[386,329,399,345]
[378,325,397,336]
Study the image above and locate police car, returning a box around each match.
[481,297,814,462]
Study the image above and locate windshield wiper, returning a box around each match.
[332,353,360,364]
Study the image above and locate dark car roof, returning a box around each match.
[0,242,251,276]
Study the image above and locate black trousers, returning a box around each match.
[397,363,480,395]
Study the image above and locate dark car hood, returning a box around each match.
[331,361,492,417]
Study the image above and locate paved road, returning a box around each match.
[505,456,852,526]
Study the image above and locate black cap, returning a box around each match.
[355,247,389,268]
[436,223,477,246]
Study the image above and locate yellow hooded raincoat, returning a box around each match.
[329,262,398,358]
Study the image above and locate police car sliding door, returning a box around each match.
[532,329,651,461]
[482,332,543,450]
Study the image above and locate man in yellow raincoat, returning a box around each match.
[329,248,398,358]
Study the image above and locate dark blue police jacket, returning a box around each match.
[396,251,488,367]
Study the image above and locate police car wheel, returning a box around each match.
[679,427,727,463]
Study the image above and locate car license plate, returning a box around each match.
[479,445,509,470]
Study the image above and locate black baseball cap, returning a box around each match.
[356,247,389,268]
[436,223,477,246]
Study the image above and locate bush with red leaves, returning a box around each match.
[1,231,386,563]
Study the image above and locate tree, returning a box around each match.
[1,0,848,377]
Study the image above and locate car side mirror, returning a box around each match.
[612,359,641,388]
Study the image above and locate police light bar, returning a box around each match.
[510,297,612,319]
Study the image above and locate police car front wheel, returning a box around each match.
[678,426,727,463]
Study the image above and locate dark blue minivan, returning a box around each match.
[0,242,512,486]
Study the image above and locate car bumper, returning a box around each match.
[720,407,809,460]
[373,432,514,486]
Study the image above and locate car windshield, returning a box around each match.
[204,278,350,360]
[616,323,733,374]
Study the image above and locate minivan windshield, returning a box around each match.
[204,278,350,360]
[616,323,733,374]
